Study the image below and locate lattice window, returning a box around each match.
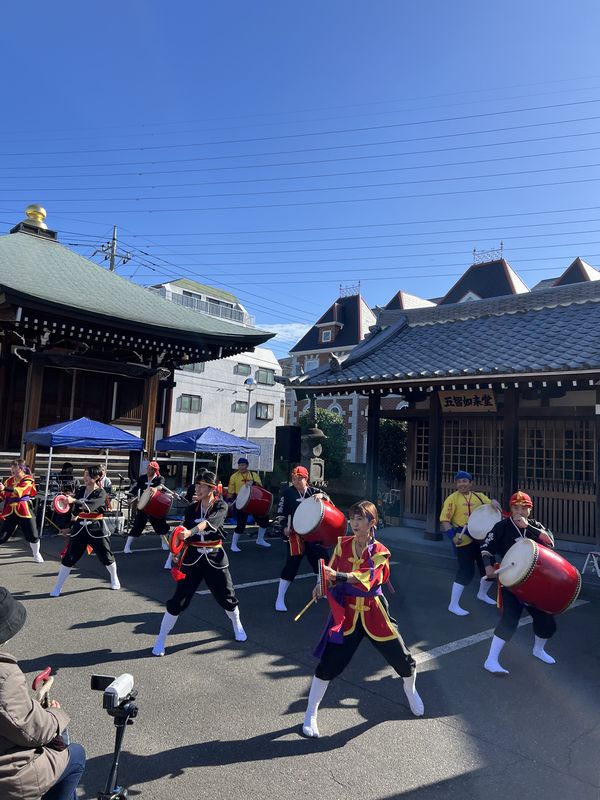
[414,420,429,471]
[442,418,503,479]
[519,420,595,482]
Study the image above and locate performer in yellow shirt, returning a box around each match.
[227,458,270,551]
[440,470,500,616]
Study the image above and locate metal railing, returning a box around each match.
[150,288,255,326]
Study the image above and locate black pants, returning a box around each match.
[0,514,39,544]
[455,539,486,586]
[62,524,115,567]
[495,587,556,642]
[130,510,169,538]
[166,555,238,616]
[235,508,270,534]
[281,541,329,582]
[315,616,416,681]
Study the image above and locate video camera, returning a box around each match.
[91,674,138,800]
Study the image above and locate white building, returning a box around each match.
[150,279,284,470]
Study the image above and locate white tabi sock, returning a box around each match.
[50,565,72,597]
[302,676,329,738]
[152,611,178,656]
[163,553,173,570]
[484,635,509,674]
[256,527,271,547]
[230,533,241,552]
[533,635,556,664]
[477,575,497,605]
[29,540,44,563]
[106,561,121,590]
[225,607,247,641]
[402,670,425,717]
[448,582,469,616]
[275,578,291,612]
[161,536,170,551]
[123,536,135,554]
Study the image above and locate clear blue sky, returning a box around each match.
[3,2,600,356]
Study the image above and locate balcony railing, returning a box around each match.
[150,288,255,326]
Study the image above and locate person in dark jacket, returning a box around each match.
[0,586,85,800]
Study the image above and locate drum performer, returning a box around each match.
[440,470,501,615]
[152,471,247,656]
[0,459,43,563]
[302,501,423,738]
[480,491,557,675]
[274,466,330,612]
[124,461,170,553]
[49,465,121,596]
[227,457,270,551]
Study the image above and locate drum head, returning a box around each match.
[293,498,323,535]
[468,505,502,541]
[52,494,70,515]
[235,484,251,510]
[137,486,153,510]
[499,538,536,587]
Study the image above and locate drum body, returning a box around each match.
[138,487,172,519]
[293,498,347,547]
[52,494,71,515]
[467,504,502,541]
[235,484,273,517]
[499,537,581,614]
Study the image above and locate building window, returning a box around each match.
[279,399,285,418]
[182,361,205,373]
[321,329,332,343]
[329,404,342,416]
[304,357,319,373]
[232,400,248,413]
[519,419,594,482]
[256,402,274,420]
[178,394,202,413]
[234,363,252,376]
[256,368,275,385]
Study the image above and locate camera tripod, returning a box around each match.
[98,694,138,800]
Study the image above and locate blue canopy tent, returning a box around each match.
[24,417,144,529]
[155,427,260,482]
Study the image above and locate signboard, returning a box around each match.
[439,390,497,413]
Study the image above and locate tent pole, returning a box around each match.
[41,446,53,537]
[191,452,197,483]
[104,449,109,471]
[215,452,220,480]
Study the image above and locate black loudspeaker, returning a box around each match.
[275,425,302,464]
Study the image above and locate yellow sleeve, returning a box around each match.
[253,473,262,486]
[439,494,455,523]
[227,474,237,494]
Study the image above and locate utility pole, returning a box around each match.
[109,225,117,272]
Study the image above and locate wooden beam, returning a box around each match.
[425,390,443,540]
[22,359,44,468]
[365,392,381,503]
[502,387,519,506]
[140,372,160,454]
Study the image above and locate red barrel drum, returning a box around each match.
[293,497,347,548]
[137,487,172,519]
[235,484,273,517]
[499,537,581,614]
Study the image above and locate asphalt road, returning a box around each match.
[2,528,599,800]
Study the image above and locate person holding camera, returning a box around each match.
[0,586,86,800]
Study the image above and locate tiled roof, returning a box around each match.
[0,232,271,346]
[290,294,375,353]
[294,280,600,390]
[438,259,529,305]
[384,291,435,311]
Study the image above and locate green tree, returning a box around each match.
[299,408,347,479]
[378,419,407,484]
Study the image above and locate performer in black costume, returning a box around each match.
[124,461,170,553]
[480,490,557,674]
[49,465,121,596]
[152,471,247,656]
[274,465,329,612]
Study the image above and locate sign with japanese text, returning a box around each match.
[438,389,497,413]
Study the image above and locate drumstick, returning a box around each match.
[493,562,514,576]
[294,597,316,622]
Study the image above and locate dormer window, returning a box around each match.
[320,329,332,343]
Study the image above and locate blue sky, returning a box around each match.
[3,2,600,356]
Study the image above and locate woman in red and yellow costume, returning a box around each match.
[0,460,43,563]
[302,500,423,738]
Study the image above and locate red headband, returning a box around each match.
[509,491,532,508]
[291,466,309,479]
[148,461,160,473]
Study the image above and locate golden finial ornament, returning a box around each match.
[24,204,48,229]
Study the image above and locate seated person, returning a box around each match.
[0,586,86,800]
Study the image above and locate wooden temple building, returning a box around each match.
[293,257,600,544]
[0,206,272,468]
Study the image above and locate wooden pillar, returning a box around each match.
[140,371,160,454]
[502,387,519,506]
[365,391,381,503]
[425,390,443,540]
[22,359,44,468]
[161,379,176,440]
